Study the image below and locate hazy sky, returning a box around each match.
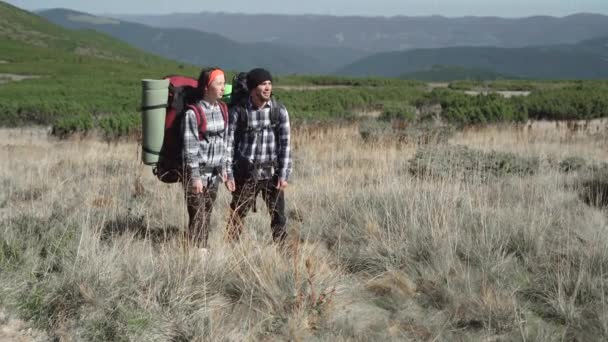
[5,0,608,17]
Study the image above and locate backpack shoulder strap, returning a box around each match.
[186,103,206,139]
[270,98,283,127]
[236,103,248,129]
[233,103,248,152]
[218,101,229,129]
[269,98,284,155]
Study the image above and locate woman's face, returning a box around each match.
[205,74,225,102]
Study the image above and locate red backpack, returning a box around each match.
[153,75,228,183]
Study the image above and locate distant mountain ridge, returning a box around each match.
[30,7,608,79]
[39,9,368,74]
[336,37,608,79]
[115,12,608,52]
[400,65,516,82]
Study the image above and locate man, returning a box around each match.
[183,67,228,250]
[225,68,292,243]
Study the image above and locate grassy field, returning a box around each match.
[1,120,608,341]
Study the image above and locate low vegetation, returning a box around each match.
[2,121,608,341]
[3,32,608,138]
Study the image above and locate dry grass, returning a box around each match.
[1,121,608,341]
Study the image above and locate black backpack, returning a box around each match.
[229,72,250,109]
[229,71,282,135]
[229,71,284,162]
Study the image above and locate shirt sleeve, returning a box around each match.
[183,109,201,180]
[219,107,228,174]
[277,106,292,181]
[225,107,239,180]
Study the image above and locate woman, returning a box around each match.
[182,67,228,251]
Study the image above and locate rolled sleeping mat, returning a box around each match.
[222,83,232,103]
[141,78,169,165]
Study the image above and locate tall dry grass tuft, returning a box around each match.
[1,121,608,341]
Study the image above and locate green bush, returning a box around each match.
[416,89,528,126]
[274,86,425,121]
[51,112,94,137]
[379,103,416,122]
[526,85,608,120]
[98,112,140,139]
[449,80,535,91]
[276,75,422,87]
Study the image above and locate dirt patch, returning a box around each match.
[354,110,382,119]
[275,85,351,91]
[427,82,450,89]
[464,90,531,98]
[0,308,48,342]
[0,61,8,64]
[0,73,40,84]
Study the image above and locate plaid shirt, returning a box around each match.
[182,100,227,181]
[226,98,292,181]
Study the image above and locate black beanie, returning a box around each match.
[246,68,272,91]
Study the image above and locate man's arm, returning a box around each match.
[225,107,239,181]
[276,106,292,182]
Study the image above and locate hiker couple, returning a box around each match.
[182,67,292,250]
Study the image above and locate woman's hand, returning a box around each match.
[192,178,204,194]
[226,179,236,192]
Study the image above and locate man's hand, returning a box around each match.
[192,179,204,194]
[226,179,236,192]
[276,179,288,191]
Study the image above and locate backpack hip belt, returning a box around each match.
[200,164,222,176]
[235,157,276,180]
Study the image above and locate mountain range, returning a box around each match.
[39,9,366,74]
[13,5,608,79]
[116,12,608,52]
[337,38,608,79]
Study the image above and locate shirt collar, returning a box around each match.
[247,97,271,111]
[200,99,217,109]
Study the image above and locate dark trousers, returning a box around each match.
[228,175,287,243]
[183,177,219,248]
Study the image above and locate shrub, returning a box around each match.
[415,89,528,126]
[572,164,608,207]
[409,145,541,180]
[51,112,94,137]
[526,85,608,120]
[98,112,140,139]
[379,103,416,122]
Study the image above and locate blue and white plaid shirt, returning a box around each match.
[182,100,227,182]
[226,98,292,181]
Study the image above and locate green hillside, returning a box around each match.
[0,2,427,135]
[337,41,608,79]
[0,3,174,65]
[0,1,201,136]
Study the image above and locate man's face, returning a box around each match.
[252,80,272,102]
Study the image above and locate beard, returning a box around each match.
[253,90,271,103]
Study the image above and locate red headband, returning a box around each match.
[207,69,224,87]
